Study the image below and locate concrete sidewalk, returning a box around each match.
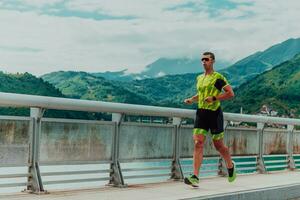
[2,171,300,200]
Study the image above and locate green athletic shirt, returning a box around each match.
[196,71,229,111]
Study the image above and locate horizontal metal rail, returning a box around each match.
[235,162,257,166]
[123,173,171,179]
[232,155,258,159]
[181,163,218,168]
[41,170,111,176]
[40,160,112,166]
[0,173,29,179]
[266,165,288,169]
[181,157,220,161]
[0,164,29,167]
[263,154,288,158]
[264,160,287,164]
[237,166,257,171]
[122,166,171,172]
[0,182,27,188]
[0,92,300,125]
[119,159,173,163]
[183,169,219,174]
[43,177,110,185]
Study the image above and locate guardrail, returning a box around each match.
[0,92,300,194]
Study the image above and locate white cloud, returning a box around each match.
[0,0,300,75]
[15,0,63,7]
[65,0,185,18]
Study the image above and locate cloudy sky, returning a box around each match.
[0,0,300,76]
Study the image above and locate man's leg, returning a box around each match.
[213,137,236,182]
[193,134,206,176]
[184,108,208,186]
[210,108,235,174]
[213,138,233,169]
[184,129,207,187]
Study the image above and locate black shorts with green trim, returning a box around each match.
[193,107,224,140]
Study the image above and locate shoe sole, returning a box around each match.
[184,177,199,187]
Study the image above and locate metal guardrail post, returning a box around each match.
[218,121,229,176]
[109,113,126,187]
[171,117,184,180]
[257,123,266,173]
[27,107,46,193]
[287,125,295,170]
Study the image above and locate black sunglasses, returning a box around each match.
[201,58,210,62]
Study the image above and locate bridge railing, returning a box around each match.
[0,92,299,193]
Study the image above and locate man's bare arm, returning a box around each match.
[205,85,234,103]
[184,94,199,104]
[216,85,234,101]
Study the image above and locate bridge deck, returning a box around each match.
[2,171,300,200]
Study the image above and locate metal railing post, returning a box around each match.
[287,125,295,170]
[171,117,184,180]
[27,107,45,193]
[109,113,126,187]
[257,123,266,173]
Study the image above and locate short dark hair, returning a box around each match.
[203,52,215,60]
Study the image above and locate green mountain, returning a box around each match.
[0,72,62,96]
[42,71,154,105]
[92,70,134,81]
[119,73,198,108]
[222,38,300,87]
[0,72,98,119]
[0,72,60,116]
[223,54,300,116]
[42,71,199,108]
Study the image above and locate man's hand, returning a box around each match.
[184,98,193,104]
[204,96,215,103]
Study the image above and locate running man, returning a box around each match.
[183,52,236,187]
